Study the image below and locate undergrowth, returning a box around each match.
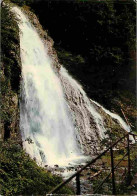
[0,139,74,195]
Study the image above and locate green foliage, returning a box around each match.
[56,47,86,84]
[1,3,21,93]
[0,140,74,195]
[6,0,34,6]
[1,2,22,139]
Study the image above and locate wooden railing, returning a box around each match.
[48,132,137,195]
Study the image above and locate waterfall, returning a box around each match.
[12,7,131,167]
[12,7,85,166]
[90,100,131,132]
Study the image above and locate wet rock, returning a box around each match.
[54,164,59,168]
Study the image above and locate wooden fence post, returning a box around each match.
[76,173,81,195]
[127,134,131,184]
[110,147,116,195]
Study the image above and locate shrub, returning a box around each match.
[0,139,74,195]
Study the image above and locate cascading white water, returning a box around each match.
[60,67,106,155]
[59,67,133,152]
[12,6,132,167]
[12,7,85,166]
[90,100,131,132]
[90,100,134,142]
[60,67,106,138]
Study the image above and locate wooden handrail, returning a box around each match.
[47,132,137,195]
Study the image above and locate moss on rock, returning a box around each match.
[1,2,21,141]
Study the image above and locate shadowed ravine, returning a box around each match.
[12,7,130,168]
